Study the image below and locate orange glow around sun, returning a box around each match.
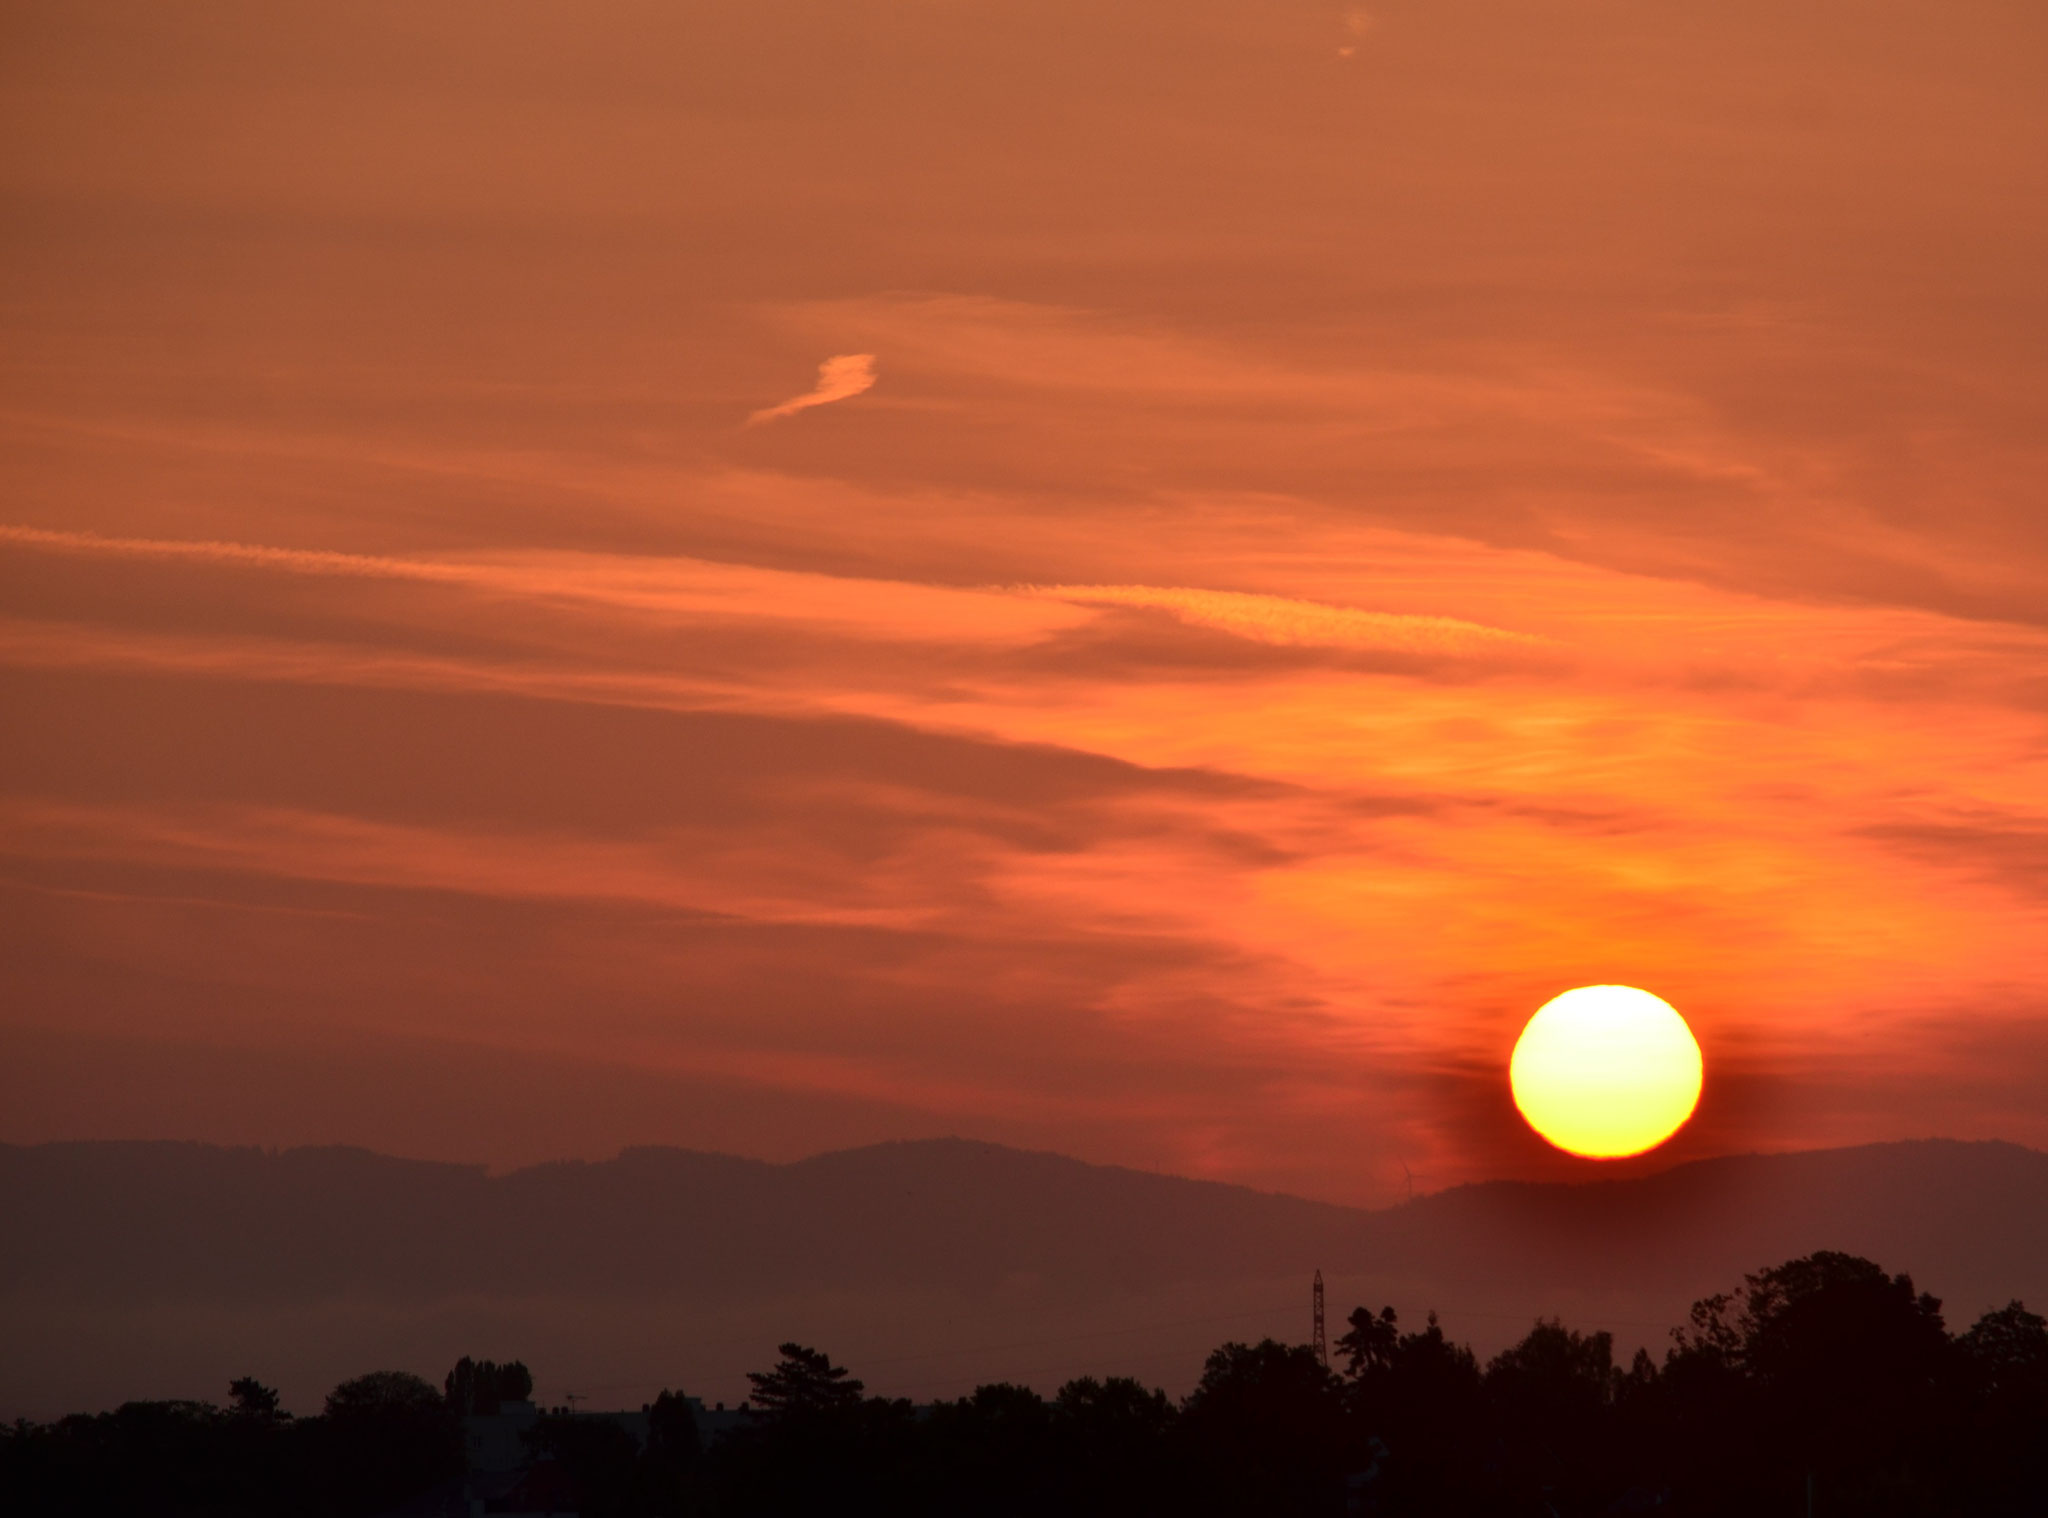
[1509,987,1704,1159]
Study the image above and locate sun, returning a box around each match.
[1509,986,1703,1158]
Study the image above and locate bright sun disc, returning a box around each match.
[1510,986,1703,1158]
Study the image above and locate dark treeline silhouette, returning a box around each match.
[1,1367,463,1517]
[5,1251,2045,1515]
[443,1357,533,1416]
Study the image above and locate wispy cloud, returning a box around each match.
[1027,585,1547,656]
[0,523,468,585]
[0,523,1087,647]
[747,353,878,424]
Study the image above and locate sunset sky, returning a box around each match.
[5,0,2047,1206]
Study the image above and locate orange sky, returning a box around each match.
[4,0,2047,1205]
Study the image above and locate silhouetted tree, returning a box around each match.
[1775,1256,1935,1439]
[1484,1319,1619,1508]
[746,1343,865,1418]
[1051,1376,1177,1515]
[325,1369,446,1423]
[1053,1374,1175,1441]
[443,1355,533,1415]
[227,1376,282,1419]
[1486,1318,1617,1419]
[1961,1299,2048,1405]
[1666,1252,1958,1510]
[645,1388,703,1463]
[1957,1299,2048,1511]
[1337,1303,1399,1379]
[636,1389,703,1516]
[1382,1309,1481,1411]
[716,1344,916,1516]
[325,1376,442,1417]
[1340,1306,1482,1511]
[322,1370,461,1512]
[443,1357,474,1413]
[924,1384,1055,1516]
[1182,1339,1345,1516]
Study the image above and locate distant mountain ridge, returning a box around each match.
[0,1136,1369,1301]
[4,1135,2044,1315]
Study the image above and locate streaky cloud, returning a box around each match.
[747,353,878,424]
[1026,584,1548,656]
[0,523,470,586]
[0,523,1087,646]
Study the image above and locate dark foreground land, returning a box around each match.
[6,1250,2046,1517]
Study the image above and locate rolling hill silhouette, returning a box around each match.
[3,1136,2043,1415]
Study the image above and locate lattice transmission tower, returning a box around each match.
[1312,1269,1327,1367]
